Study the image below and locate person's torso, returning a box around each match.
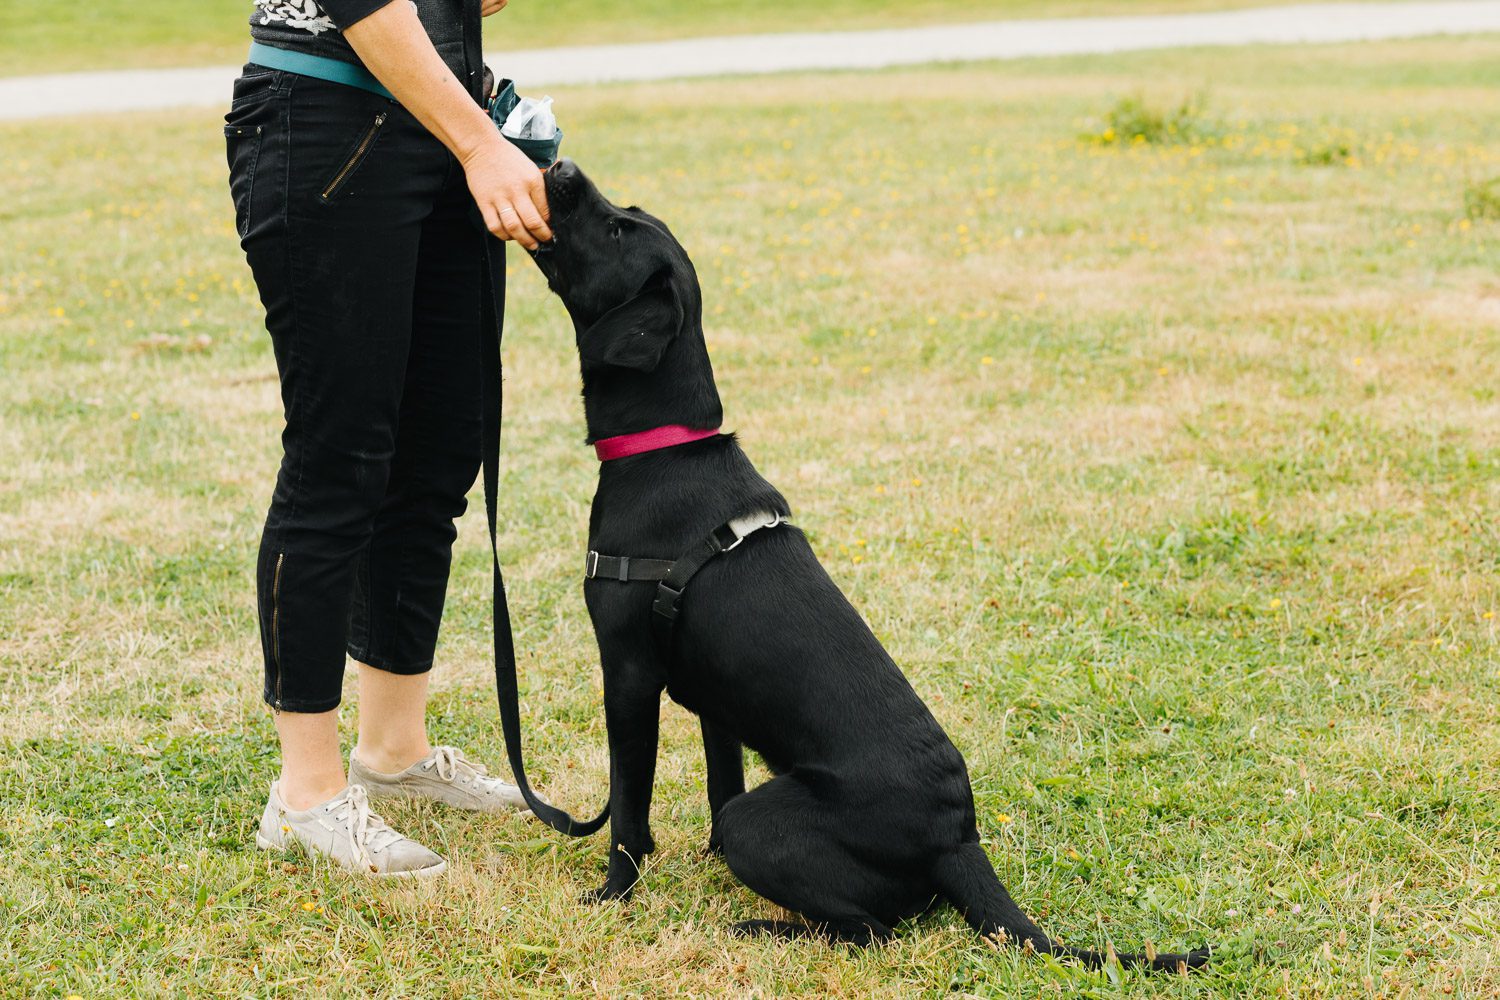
[248,0,482,97]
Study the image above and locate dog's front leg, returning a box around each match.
[587,667,663,903]
[701,719,744,855]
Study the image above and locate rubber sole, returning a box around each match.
[255,832,448,879]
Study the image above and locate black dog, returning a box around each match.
[526,159,1208,972]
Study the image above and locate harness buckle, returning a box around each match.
[585,550,600,579]
[652,582,684,622]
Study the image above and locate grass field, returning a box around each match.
[3,34,1500,997]
[2,0,1291,77]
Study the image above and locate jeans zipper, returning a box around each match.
[271,551,285,710]
[319,112,387,202]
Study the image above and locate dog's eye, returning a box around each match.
[609,221,622,241]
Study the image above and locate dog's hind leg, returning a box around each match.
[731,917,893,946]
[716,774,923,945]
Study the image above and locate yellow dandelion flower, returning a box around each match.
[911,478,923,487]
[301,901,316,912]
[1482,611,1493,620]
[981,356,994,366]
[130,411,141,421]
[996,813,1013,824]
[860,365,872,374]
[1268,598,1282,610]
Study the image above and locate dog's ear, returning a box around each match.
[579,274,683,373]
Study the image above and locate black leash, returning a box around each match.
[480,235,609,838]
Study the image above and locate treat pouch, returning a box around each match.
[489,78,564,169]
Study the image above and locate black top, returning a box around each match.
[248,0,486,101]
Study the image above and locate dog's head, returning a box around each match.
[529,159,721,437]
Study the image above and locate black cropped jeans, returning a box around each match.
[224,65,495,712]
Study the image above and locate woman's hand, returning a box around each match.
[462,137,552,249]
[342,0,546,245]
[481,0,508,15]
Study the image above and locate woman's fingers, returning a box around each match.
[481,0,508,15]
[517,178,552,242]
[527,170,552,224]
[497,205,537,249]
[479,201,503,240]
[512,201,550,245]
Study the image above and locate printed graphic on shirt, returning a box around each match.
[254,0,338,36]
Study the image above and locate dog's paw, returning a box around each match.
[581,882,634,905]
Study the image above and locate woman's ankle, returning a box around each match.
[278,773,348,812]
[351,741,432,776]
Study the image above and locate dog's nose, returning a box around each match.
[549,158,577,179]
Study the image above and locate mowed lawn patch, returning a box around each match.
[5,0,1298,77]
[2,36,1499,996]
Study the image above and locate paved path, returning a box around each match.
[3,2,1499,121]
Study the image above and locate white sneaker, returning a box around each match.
[349,746,532,813]
[255,781,447,878]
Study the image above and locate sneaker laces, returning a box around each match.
[430,745,487,783]
[430,746,526,800]
[328,784,402,870]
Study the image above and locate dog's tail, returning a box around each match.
[930,842,1210,974]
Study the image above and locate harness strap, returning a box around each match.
[481,234,609,839]
[586,552,674,582]
[585,512,787,656]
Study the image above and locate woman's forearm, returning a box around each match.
[339,0,551,245]
[342,1,498,166]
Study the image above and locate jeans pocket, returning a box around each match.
[318,110,390,204]
[224,122,265,240]
[224,68,285,240]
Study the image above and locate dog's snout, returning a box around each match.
[544,158,582,217]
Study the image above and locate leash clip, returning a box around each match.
[585,550,600,579]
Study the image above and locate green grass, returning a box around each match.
[6,0,1296,77]
[4,35,1500,996]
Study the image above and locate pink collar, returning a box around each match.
[593,424,721,461]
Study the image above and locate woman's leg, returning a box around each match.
[234,74,452,788]
[345,165,485,756]
[352,663,432,773]
[274,710,345,810]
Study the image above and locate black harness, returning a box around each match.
[585,512,788,653]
